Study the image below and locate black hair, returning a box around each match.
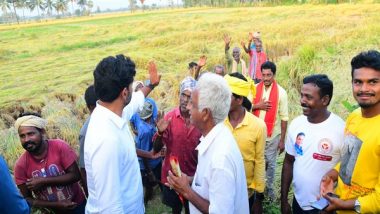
[188,62,198,69]
[296,132,305,137]
[351,50,380,78]
[230,72,252,111]
[303,74,333,105]
[93,54,136,102]
[84,85,97,109]
[261,61,276,75]
[18,112,42,118]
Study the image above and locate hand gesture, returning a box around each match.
[256,99,272,111]
[320,175,334,197]
[281,200,292,214]
[166,170,191,196]
[26,177,45,191]
[197,55,207,67]
[156,111,171,134]
[323,194,343,212]
[240,40,245,48]
[148,61,161,87]
[278,140,285,155]
[248,32,254,42]
[151,148,165,159]
[59,200,78,210]
[223,34,231,46]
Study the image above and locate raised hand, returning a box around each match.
[248,32,254,42]
[148,61,160,87]
[198,55,207,67]
[223,34,231,46]
[240,40,246,48]
[156,111,171,134]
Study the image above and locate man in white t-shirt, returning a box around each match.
[280,74,345,214]
[166,73,249,214]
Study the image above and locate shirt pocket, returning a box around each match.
[193,177,209,200]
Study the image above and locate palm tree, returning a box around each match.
[27,0,45,17]
[54,0,67,15]
[15,0,27,21]
[86,0,92,13]
[0,0,10,15]
[77,0,85,12]
[68,0,75,15]
[7,0,19,23]
[44,0,54,16]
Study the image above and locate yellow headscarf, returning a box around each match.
[14,115,47,131]
[224,74,256,98]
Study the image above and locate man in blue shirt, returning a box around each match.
[0,155,30,214]
[131,100,162,204]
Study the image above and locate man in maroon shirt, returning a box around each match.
[14,112,85,214]
[153,76,202,214]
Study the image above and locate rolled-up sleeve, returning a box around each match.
[279,88,289,121]
[123,91,145,120]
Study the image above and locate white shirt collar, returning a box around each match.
[196,122,225,156]
[95,102,126,129]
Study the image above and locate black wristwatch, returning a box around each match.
[148,83,156,90]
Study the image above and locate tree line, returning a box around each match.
[1,0,357,24]
[0,0,94,23]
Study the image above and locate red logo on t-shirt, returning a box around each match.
[313,153,332,161]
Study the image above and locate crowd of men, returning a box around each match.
[0,32,379,214]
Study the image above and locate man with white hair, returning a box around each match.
[14,112,85,214]
[224,35,248,76]
[167,73,249,214]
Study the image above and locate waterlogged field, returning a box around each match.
[1,4,380,213]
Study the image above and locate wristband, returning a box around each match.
[148,83,156,90]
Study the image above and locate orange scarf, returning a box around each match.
[253,81,279,137]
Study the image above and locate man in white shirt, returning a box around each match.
[167,72,249,214]
[280,74,344,214]
[84,55,160,214]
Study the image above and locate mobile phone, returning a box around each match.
[327,192,339,198]
[310,197,329,210]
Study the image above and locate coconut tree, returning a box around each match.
[15,0,27,21]
[0,0,10,14]
[7,0,19,23]
[76,0,85,13]
[44,0,54,16]
[86,0,92,13]
[27,0,45,17]
[128,0,136,12]
[54,0,67,15]
[68,0,75,15]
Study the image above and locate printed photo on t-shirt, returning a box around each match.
[339,134,362,185]
[294,132,305,155]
